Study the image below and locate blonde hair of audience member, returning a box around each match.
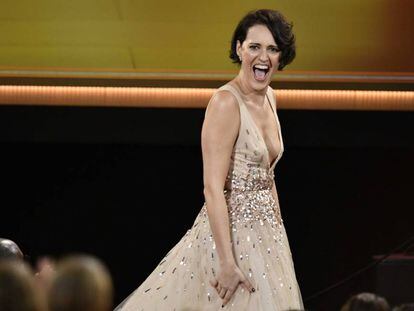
[0,260,46,311]
[48,255,113,311]
[341,292,390,311]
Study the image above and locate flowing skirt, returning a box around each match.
[115,199,303,311]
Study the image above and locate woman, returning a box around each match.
[116,9,303,310]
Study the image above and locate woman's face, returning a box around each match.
[237,24,280,91]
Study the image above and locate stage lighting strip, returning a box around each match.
[0,86,413,111]
[1,69,414,83]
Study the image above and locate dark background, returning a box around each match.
[0,105,413,310]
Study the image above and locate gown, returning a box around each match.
[115,84,304,311]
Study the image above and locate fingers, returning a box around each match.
[222,286,236,307]
[221,280,256,307]
[211,269,256,308]
[241,277,255,293]
[209,278,218,288]
[219,287,227,298]
[211,277,223,295]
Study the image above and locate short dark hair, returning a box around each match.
[341,292,390,311]
[0,261,45,311]
[393,304,414,311]
[229,9,296,71]
[48,255,113,311]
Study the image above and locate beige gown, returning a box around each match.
[115,84,304,311]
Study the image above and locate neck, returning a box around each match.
[233,72,267,107]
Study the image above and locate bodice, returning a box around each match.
[218,84,284,192]
[214,84,285,228]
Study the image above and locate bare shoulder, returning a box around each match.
[202,89,240,141]
[206,89,239,117]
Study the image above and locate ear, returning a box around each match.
[236,40,242,58]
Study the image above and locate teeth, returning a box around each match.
[254,64,269,70]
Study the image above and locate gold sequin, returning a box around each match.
[222,165,282,230]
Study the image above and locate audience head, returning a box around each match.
[0,260,46,311]
[48,254,113,311]
[393,304,414,311]
[341,292,390,311]
[0,238,24,261]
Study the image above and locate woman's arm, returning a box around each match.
[201,90,254,306]
[201,90,239,266]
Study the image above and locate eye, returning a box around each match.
[249,45,260,51]
[269,46,280,53]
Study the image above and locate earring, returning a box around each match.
[238,55,242,62]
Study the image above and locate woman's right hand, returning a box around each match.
[209,261,255,307]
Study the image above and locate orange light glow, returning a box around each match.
[0,86,413,111]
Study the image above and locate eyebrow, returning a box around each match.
[249,42,279,48]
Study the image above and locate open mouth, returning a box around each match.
[253,64,270,81]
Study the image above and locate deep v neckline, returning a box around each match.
[225,84,283,169]
[243,93,282,169]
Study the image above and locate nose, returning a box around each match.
[259,48,269,62]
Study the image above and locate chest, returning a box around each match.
[244,101,279,148]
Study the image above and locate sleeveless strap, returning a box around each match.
[221,84,275,110]
[266,87,277,112]
[266,87,284,168]
[218,84,245,109]
[216,84,248,151]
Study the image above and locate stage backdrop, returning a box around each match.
[0,0,413,76]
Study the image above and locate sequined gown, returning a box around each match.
[115,84,303,311]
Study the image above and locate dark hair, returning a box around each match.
[393,304,414,311]
[0,261,45,311]
[229,9,296,71]
[340,292,390,311]
[48,255,113,311]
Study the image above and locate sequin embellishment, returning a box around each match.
[223,164,283,228]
